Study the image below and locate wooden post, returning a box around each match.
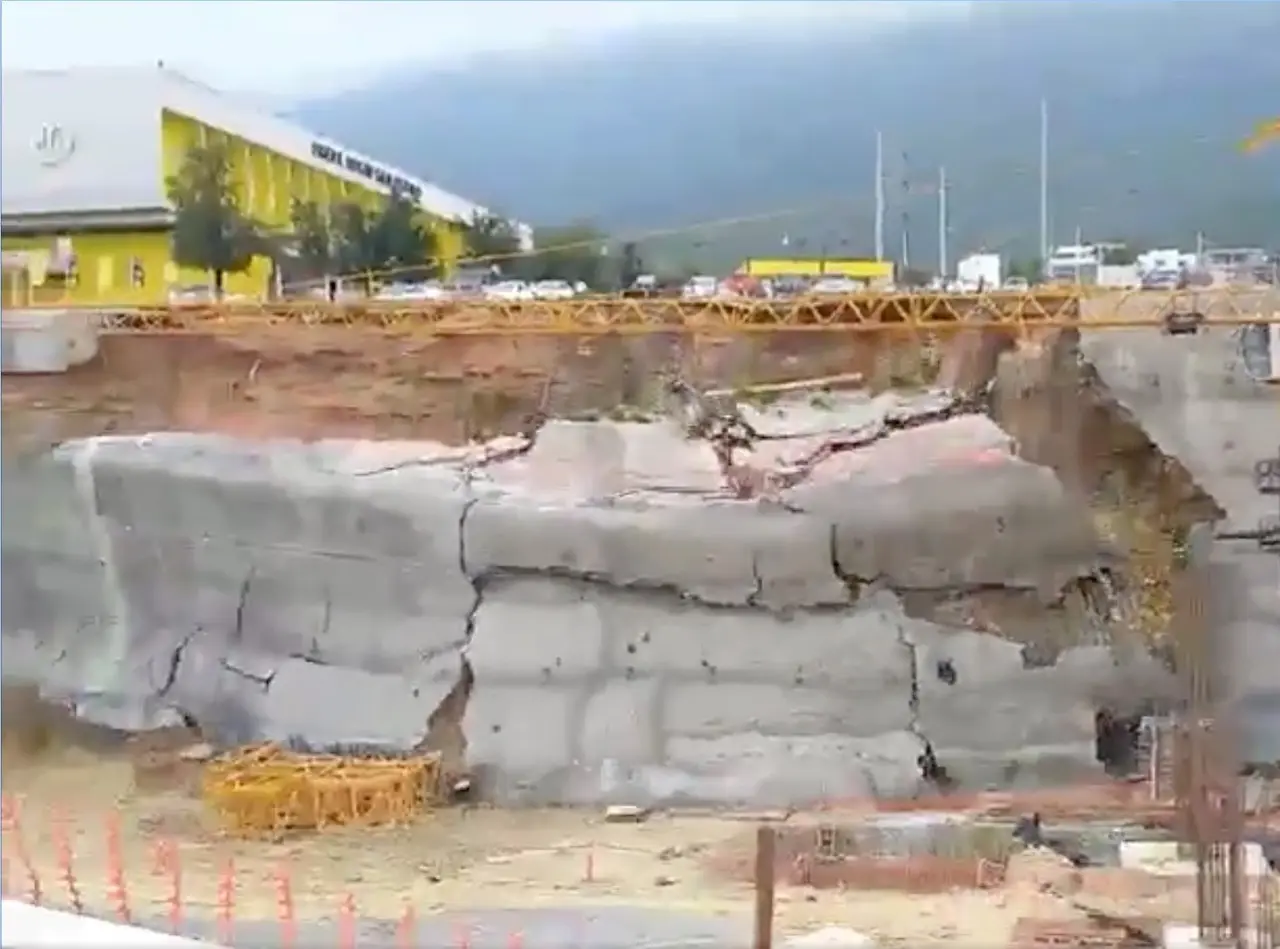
[753,824,777,949]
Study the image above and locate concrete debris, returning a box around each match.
[2,371,1189,807]
[784,926,878,948]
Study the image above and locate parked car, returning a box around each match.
[808,276,863,296]
[531,279,577,300]
[374,281,447,301]
[680,275,720,300]
[1002,277,1029,291]
[481,280,535,302]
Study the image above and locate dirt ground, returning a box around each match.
[2,744,1202,946]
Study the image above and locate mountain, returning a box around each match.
[296,1,1280,271]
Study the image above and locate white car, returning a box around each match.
[808,276,863,296]
[1002,277,1029,291]
[374,281,447,301]
[531,279,576,300]
[481,280,535,302]
[680,275,720,300]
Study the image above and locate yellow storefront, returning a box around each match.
[2,67,483,307]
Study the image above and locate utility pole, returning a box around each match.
[874,130,885,262]
[937,165,949,279]
[900,150,911,272]
[1039,97,1049,273]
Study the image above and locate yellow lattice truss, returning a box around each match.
[27,284,1280,336]
[201,743,442,836]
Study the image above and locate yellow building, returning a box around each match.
[1,66,518,306]
[737,257,895,284]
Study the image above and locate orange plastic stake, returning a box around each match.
[50,808,84,914]
[338,892,357,949]
[4,797,42,907]
[215,857,236,946]
[507,930,524,949]
[396,902,416,949]
[454,922,472,949]
[103,811,131,924]
[155,841,183,933]
[273,864,297,949]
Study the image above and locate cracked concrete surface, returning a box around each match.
[1081,328,1280,732]
[2,388,1181,806]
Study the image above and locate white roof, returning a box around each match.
[1,66,496,225]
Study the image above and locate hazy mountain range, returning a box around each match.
[296,1,1280,271]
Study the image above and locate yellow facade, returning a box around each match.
[1,110,465,305]
[738,257,895,280]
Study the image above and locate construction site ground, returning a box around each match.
[1,290,1265,944]
[3,740,1202,946]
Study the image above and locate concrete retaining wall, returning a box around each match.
[1,395,1175,806]
[1082,329,1280,706]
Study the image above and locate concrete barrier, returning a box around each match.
[1,393,1174,805]
[0,310,99,374]
[0,901,228,948]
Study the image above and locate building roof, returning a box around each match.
[1,65,498,226]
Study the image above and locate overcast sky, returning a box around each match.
[2,0,970,97]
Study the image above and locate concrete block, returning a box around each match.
[610,597,908,684]
[465,579,607,680]
[579,677,662,765]
[463,684,579,789]
[664,681,913,740]
[257,655,460,750]
[819,461,1101,595]
[666,730,925,806]
[464,493,847,609]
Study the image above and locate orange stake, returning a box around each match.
[338,892,357,949]
[150,840,183,933]
[103,811,132,924]
[50,808,84,914]
[216,857,236,946]
[4,797,42,907]
[454,922,472,949]
[396,902,416,949]
[507,930,524,949]
[273,864,297,949]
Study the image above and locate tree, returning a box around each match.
[368,187,436,281]
[464,213,524,272]
[525,223,608,286]
[332,189,436,288]
[166,143,263,296]
[1006,257,1044,283]
[289,199,335,280]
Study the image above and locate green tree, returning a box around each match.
[289,199,335,280]
[332,190,436,288]
[369,187,436,280]
[464,212,524,271]
[166,142,263,296]
[1006,257,1044,283]
[526,223,608,286]
[332,202,378,288]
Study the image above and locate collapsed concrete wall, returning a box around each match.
[1,391,1179,806]
[1081,328,1280,704]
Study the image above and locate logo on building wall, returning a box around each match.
[33,124,76,167]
